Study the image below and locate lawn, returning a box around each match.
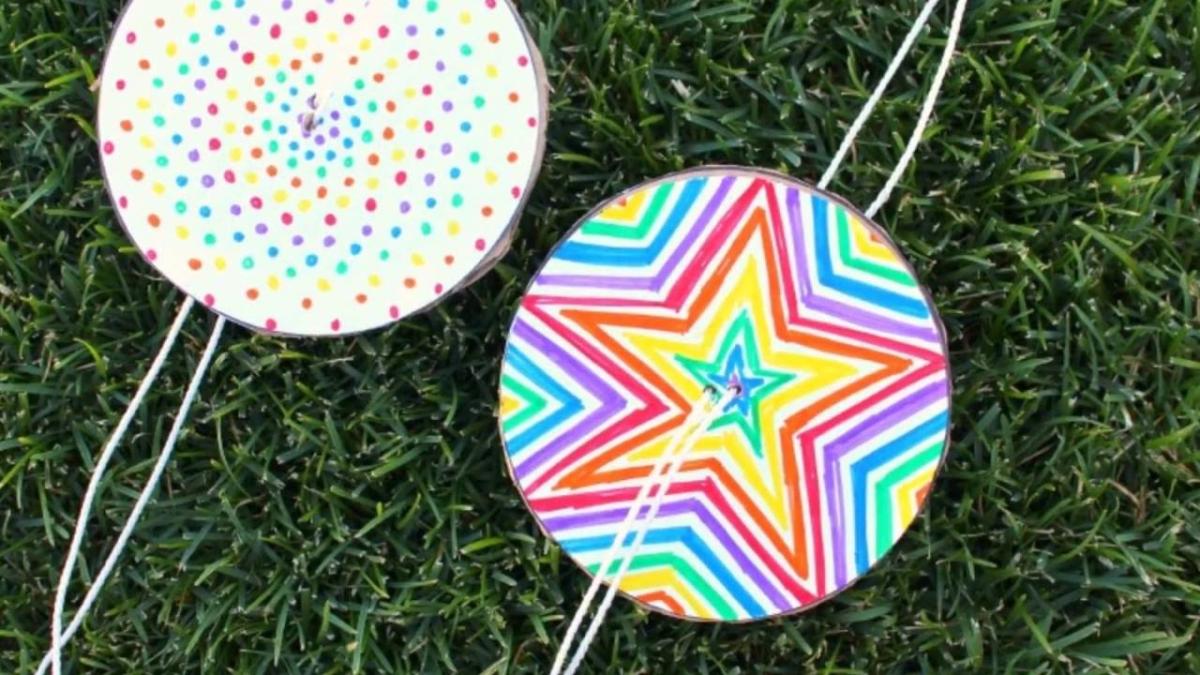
[2,0,1199,672]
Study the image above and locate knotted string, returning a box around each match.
[302,0,387,132]
[550,386,740,675]
[551,0,968,671]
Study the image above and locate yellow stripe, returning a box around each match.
[619,568,715,619]
[499,393,521,417]
[895,467,936,528]
[850,215,903,266]
[598,190,648,223]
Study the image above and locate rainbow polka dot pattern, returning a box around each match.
[500,168,952,621]
[99,0,546,335]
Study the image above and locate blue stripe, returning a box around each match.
[561,525,764,618]
[849,409,949,575]
[555,179,707,267]
[504,344,584,456]
[811,196,930,319]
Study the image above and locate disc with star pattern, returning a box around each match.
[498,167,952,621]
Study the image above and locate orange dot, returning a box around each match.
[254,76,266,87]
[386,101,397,112]
[368,154,380,166]
[266,165,278,177]
[302,298,313,310]
[246,288,260,300]
[349,56,359,65]
[508,92,520,103]
[290,59,302,71]
[243,125,254,135]
[403,278,416,289]
[482,206,494,217]
[148,214,161,227]
[251,148,264,159]
[382,127,395,140]
[131,169,145,181]
[355,293,368,304]
[312,52,324,63]
[120,120,133,132]
[155,18,165,28]
[373,73,384,83]
[138,59,150,70]
[290,177,302,188]
[444,255,455,265]
[318,187,329,198]
[245,101,258,113]
[506,152,518,163]
[344,177,355,187]
[488,32,500,43]
[188,259,202,270]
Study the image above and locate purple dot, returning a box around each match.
[329,127,341,139]
[229,40,240,52]
[440,143,452,155]
[188,149,201,162]
[406,25,418,36]
[231,205,242,215]
[442,100,453,112]
[255,223,269,235]
[195,79,207,90]
[400,201,411,214]
[315,135,326,146]
[362,225,373,236]
[435,60,446,72]
[202,175,216,187]
[282,1,293,9]
[424,173,435,186]
[292,235,304,246]
[190,117,202,128]
[250,14,261,26]
[330,111,341,121]
[323,235,336,247]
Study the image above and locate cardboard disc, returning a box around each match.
[98,0,547,336]
[499,167,952,622]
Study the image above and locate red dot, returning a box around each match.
[325,214,337,226]
[394,171,408,185]
[305,10,318,23]
[270,24,282,39]
[407,49,420,60]
[378,25,390,38]
[366,198,377,211]
[242,52,255,64]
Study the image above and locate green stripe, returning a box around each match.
[587,551,736,620]
[581,183,674,240]
[872,440,943,556]
[836,207,917,288]
[500,374,548,433]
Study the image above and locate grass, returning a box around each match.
[2,0,1200,672]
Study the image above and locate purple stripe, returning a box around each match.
[821,376,947,587]
[535,177,737,290]
[787,189,941,343]
[510,318,625,479]
[543,497,792,611]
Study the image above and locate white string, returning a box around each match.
[552,387,738,675]
[43,315,227,675]
[303,0,388,131]
[552,0,969,670]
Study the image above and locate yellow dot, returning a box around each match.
[267,275,281,291]
[366,177,380,190]
[152,182,166,195]
[214,257,227,271]
[318,278,332,292]
[359,38,372,51]
[298,199,312,213]
[391,149,407,161]
[486,64,499,79]
[246,172,259,185]
[490,124,504,139]
[176,226,190,240]
[368,274,381,288]
[406,117,419,130]
[411,254,425,266]
[485,170,498,186]
[336,195,351,208]
[136,98,150,110]
[224,121,237,135]
[326,31,339,44]
[139,135,155,149]
[459,10,472,24]
[293,37,308,50]
[166,43,178,58]
[386,57,399,70]
[273,190,288,204]
[404,87,417,99]
[448,220,461,236]
[230,147,243,162]
[226,88,239,101]
[267,53,281,67]
[184,3,196,18]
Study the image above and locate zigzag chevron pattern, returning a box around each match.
[500,168,952,621]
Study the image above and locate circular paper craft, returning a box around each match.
[98,0,547,336]
[499,167,952,621]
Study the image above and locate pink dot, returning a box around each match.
[265,318,278,331]
[102,141,114,154]
[146,249,158,261]
[125,32,137,44]
[242,52,256,65]
[389,306,400,319]
[343,13,355,24]
[423,121,434,133]
[394,170,407,185]
[511,186,522,198]
[474,238,486,251]
[325,214,337,226]
[118,196,129,208]
[365,198,377,212]
[305,10,318,23]
[282,212,294,225]
[204,294,215,307]
[331,319,342,332]
[407,49,420,60]
[224,170,236,183]
[115,79,126,91]
[528,116,538,128]
[209,138,222,151]
[216,67,228,80]
[270,24,282,39]
[434,283,445,294]
[518,56,529,67]
[378,25,390,38]
[486,0,497,7]
[422,84,433,96]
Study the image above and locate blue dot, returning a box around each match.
[460,121,472,132]
[172,134,184,145]
[350,243,362,255]
[289,141,301,151]
[174,93,186,104]
[343,139,354,150]
[426,197,437,208]
[176,176,189,187]
[200,206,212,218]
[234,232,246,242]
[344,95,357,107]
[282,102,292,113]
[289,86,299,96]
[200,55,211,67]
[305,150,316,160]
[306,254,318,267]
[391,226,402,238]
[268,246,280,258]
[450,167,461,179]
[325,150,337,161]
[457,74,468,85]
[351,116,362,128]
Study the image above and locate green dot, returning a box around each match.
[189,32,200,44]
[275,71,287,84]
[265,92,276,104]
[354,79,365,90]
[287,157,299,169]
[204,233,217,246]
[426,0,438,10]
[153,115,166,127]
[317,166,328,179]
[305,74,316,86]
[210,0,222,9]
[268,140,280,153]
[152,77,164,88]
[460,44,473,56]
[175,201,187,214]
[361,130,374,143]
[286,267,297,278]
[420,222,433,236]
[242,257,255,270]
[178,63,190,75]
[367,101,378,113]
[343,157,354,168]
[380,250,390,261]
[473,96,486,109]
[156,156,169,167]
[336,261,349,275]
[469,151,481,164]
